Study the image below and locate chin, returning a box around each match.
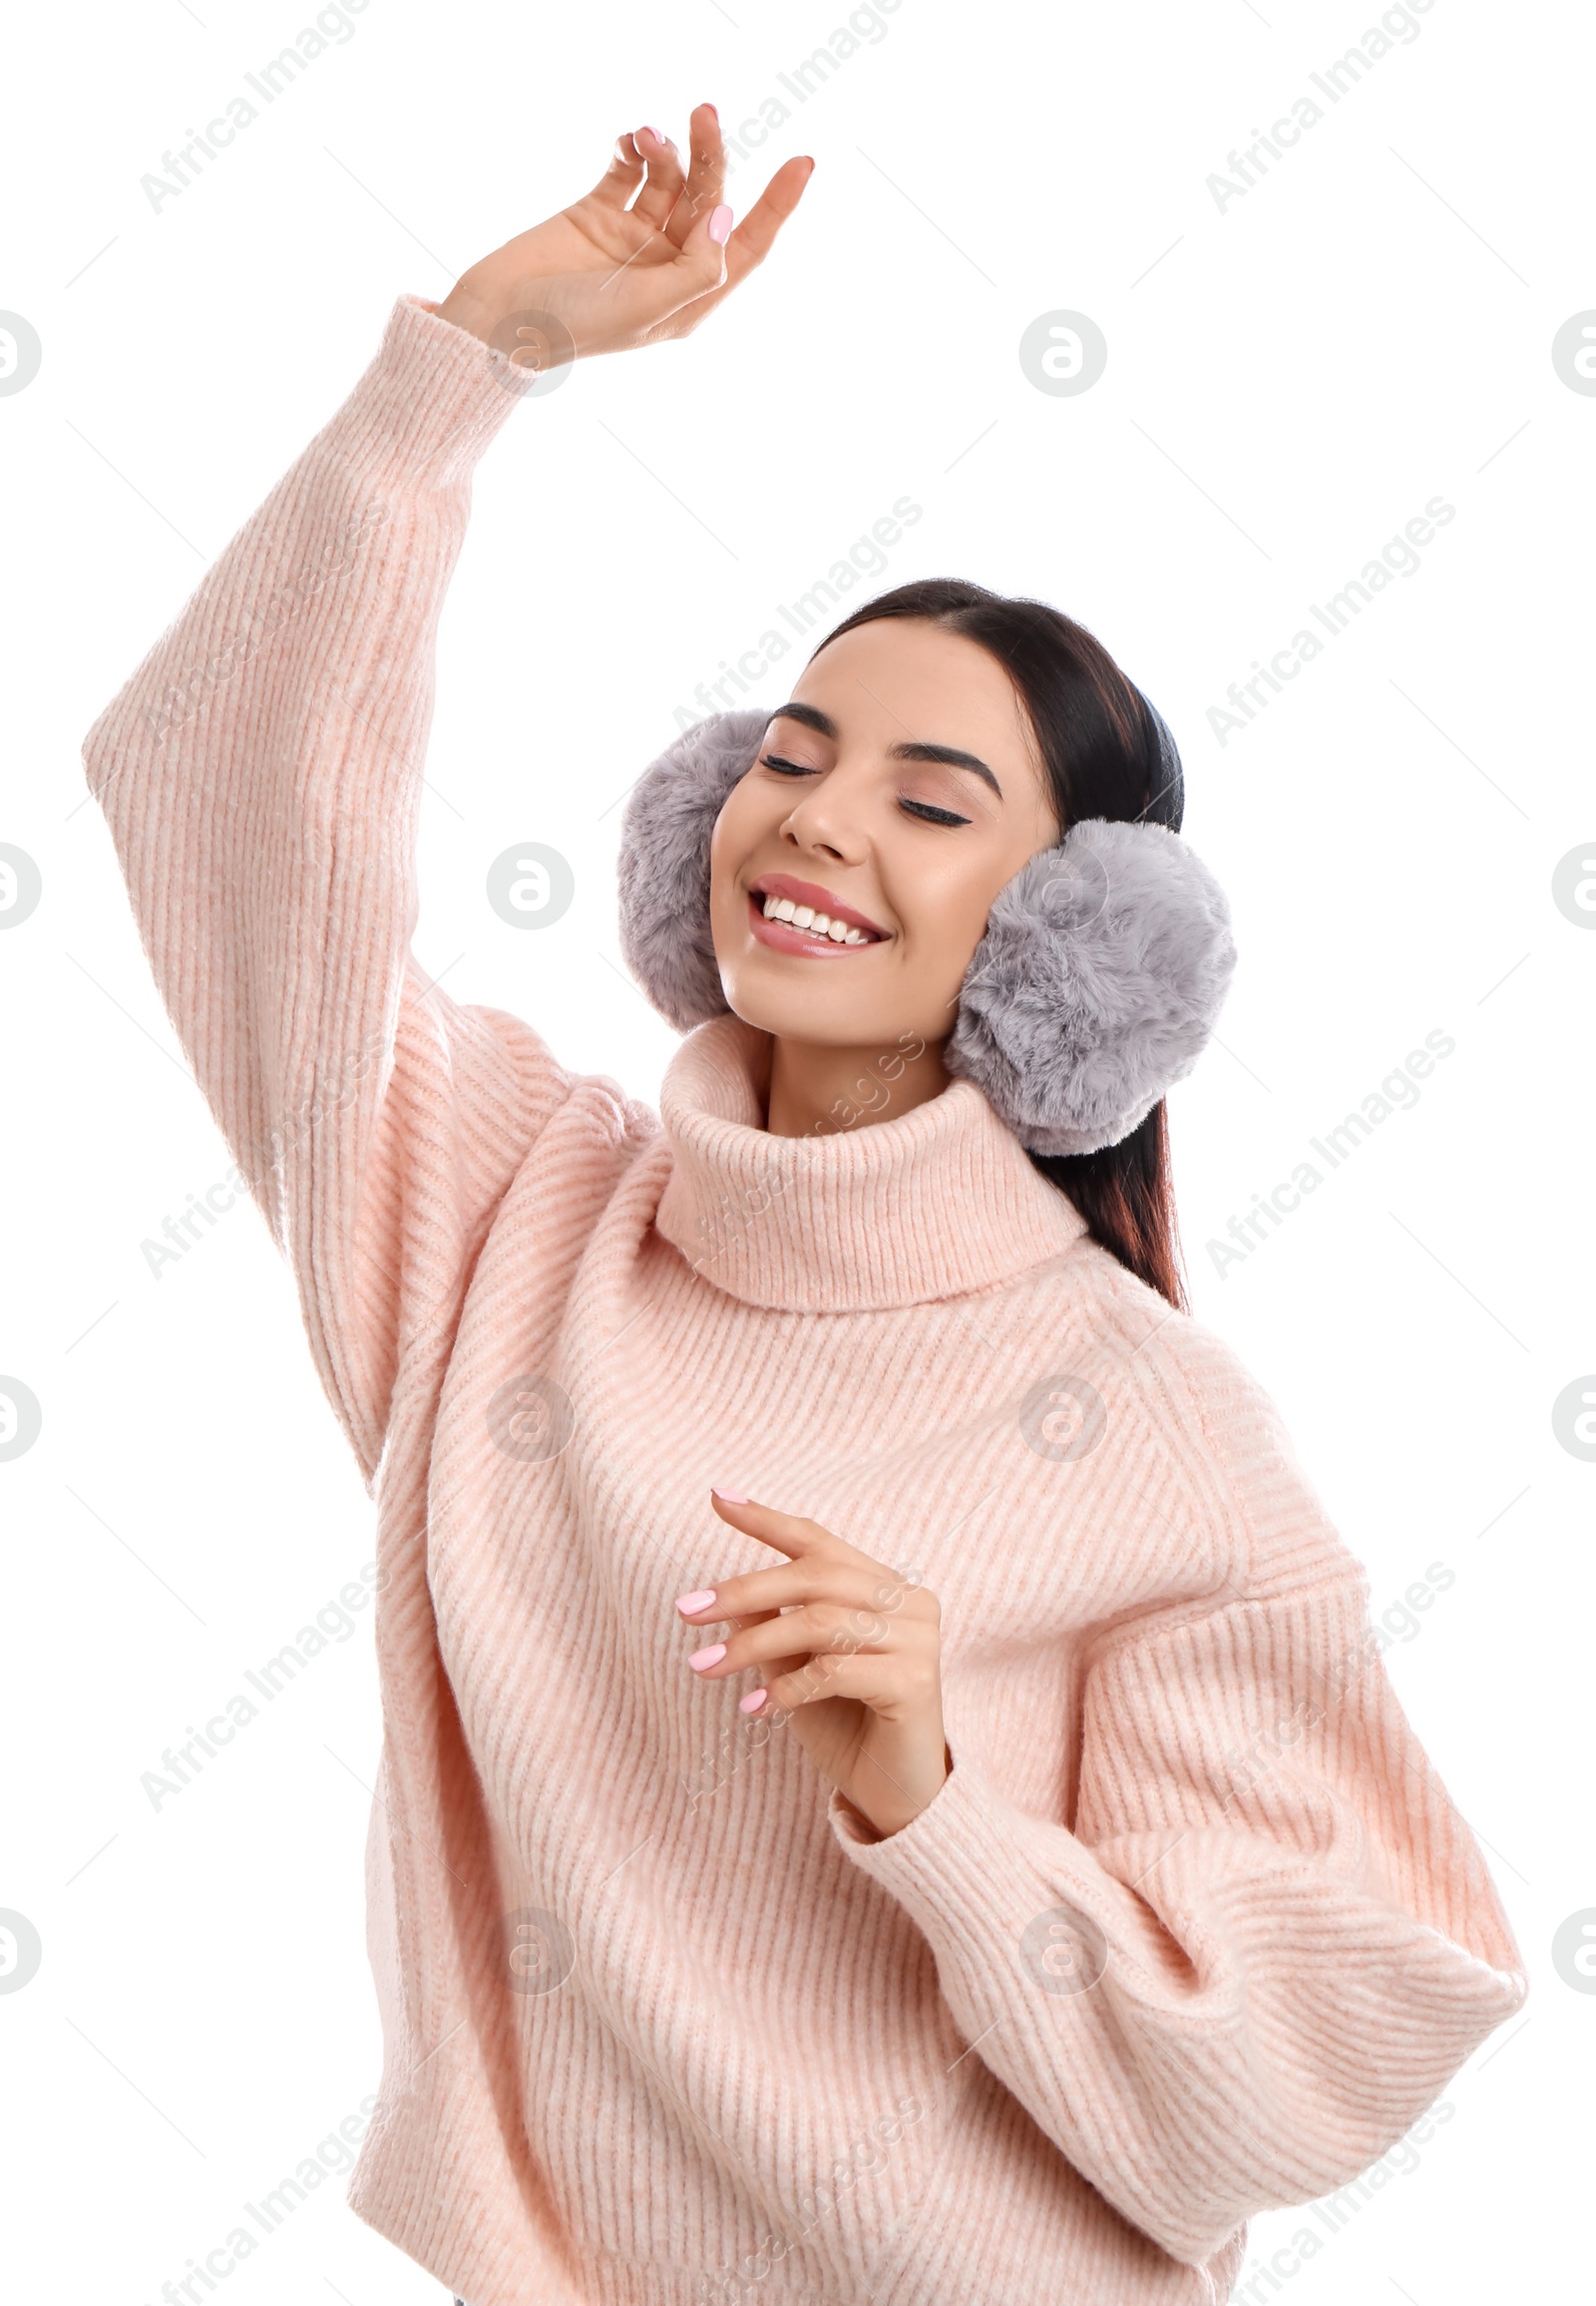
[720,979,855,1044]
[714,906,946,1046]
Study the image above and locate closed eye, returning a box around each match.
[759,755,971,829]
[900,799,972,828]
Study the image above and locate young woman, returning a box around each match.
[86,105,1524,2306]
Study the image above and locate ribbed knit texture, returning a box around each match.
[82,294,1527,2306]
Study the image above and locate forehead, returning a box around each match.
[790,618,1046,778]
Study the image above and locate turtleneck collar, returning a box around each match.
[652,1014,1090,1314]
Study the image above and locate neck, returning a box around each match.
[762,1030,952,1139]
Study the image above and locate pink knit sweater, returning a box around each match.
[83,293,1526,2306]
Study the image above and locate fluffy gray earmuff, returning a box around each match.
[615,704,1236,1155]
[616,708,769,1035]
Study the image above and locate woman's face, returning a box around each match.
[709,618,1061,1051]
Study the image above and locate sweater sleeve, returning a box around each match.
[81,294,577,1489]
[826,1566,1526,2265]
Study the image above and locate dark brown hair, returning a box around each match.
[811,577,1190,1312]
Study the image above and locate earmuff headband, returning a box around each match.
[615,705,1236,1156]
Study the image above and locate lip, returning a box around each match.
[746,873,891,956]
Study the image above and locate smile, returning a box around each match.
[745,875,889,957]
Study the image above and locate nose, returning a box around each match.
[777,767,868,865]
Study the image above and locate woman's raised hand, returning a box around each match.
[435,106,813,370]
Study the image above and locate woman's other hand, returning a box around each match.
[435,106,813,371]
[676,1490,951,1841]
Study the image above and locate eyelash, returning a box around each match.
[757,753,971,829]
[902,800,972,826]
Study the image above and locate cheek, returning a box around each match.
[715,768,789,842]
[893,853,1006,960]
[886,775,1051,931]
[708,781,762,895]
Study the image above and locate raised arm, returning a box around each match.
[81,109,813,1486]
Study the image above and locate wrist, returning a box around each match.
[852,1732,951,1839]
[434,281,498,345]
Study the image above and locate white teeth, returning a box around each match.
[759,893,874,946]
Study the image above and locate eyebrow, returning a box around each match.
[764,701,1004,802]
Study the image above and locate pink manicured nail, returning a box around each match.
[739,1689,767,1714]
[676,1589,717,1616]
[711,1486,748,1503]
[638,125,662,142]
[708,204,733,245]
[688,1643,727,1672]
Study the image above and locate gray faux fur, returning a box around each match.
[944,818,1236,1156]
[616,707,769,1032]
[614,708,1236,1154]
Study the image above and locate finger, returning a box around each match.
[676,1557,915,1625]
[708,1489,840,1561]
[734,1648,812,1717]
[718,155,816,288]
[700,1602,921,1677]
[662,101,727,249]
[629,125,687,231]
[683,1615,810,1693]
[601,193,729,336]
[722,1613,781,1645]
[762,1649,916,1717]
[670,155,813,328]
[586,130,647,213]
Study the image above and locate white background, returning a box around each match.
[2,0,1591,2299]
